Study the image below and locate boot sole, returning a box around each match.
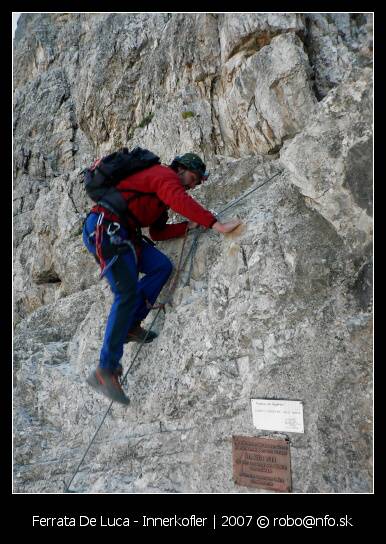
[86,371,130,406]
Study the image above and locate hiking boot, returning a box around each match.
[86,364,123,387]
[125,325,158,344]
[86,366,130,406]
[114,363,123,377]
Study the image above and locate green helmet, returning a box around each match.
[173,153,209,182]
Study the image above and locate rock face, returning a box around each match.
[13,13,373,493]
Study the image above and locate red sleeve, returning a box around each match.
[150,222,188,241]
[149,209,189,241]
[148,169,217,229]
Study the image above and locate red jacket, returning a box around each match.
[91,164,217,241]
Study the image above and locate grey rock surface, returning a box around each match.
[13,13,372,493]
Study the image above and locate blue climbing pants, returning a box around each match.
[82,213,173,371]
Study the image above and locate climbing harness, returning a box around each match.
[93,213,139,279]
[63,169,282,492]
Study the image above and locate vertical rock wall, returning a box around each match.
[13,13,372,493]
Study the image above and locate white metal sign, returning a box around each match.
[251,399,304,433]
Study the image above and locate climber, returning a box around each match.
[82,152,241,405]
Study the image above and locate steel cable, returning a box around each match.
[63,169,281,491]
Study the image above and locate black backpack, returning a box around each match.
[83,146,160,220]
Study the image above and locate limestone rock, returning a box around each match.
[280,66,373,313]
[303,13,373,99]
[13,13,372,493]
[216,32,317,156]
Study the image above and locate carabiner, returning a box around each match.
[107,222,121,236]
